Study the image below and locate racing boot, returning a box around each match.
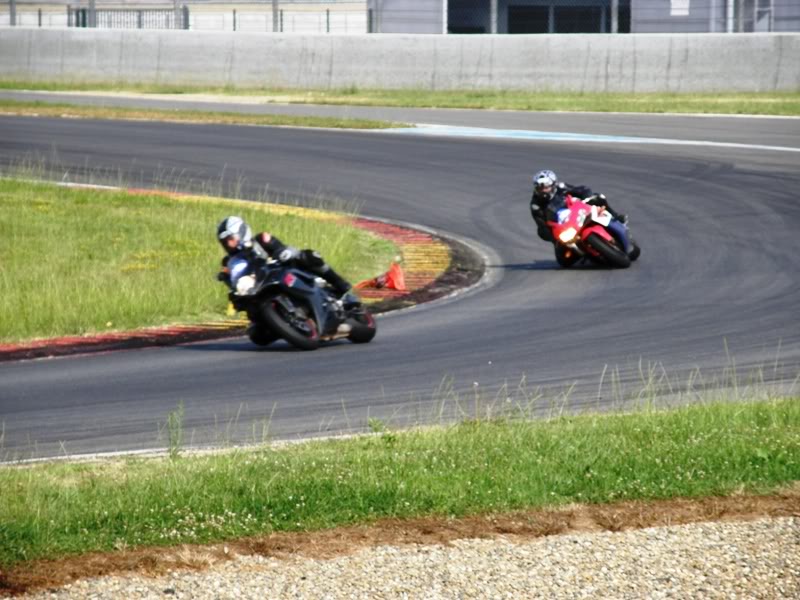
[340,291,362,310]
[605,205,628,225]
[595,196,627,226]
[324,268,362,309]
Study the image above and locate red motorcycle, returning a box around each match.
[545,194,640,268]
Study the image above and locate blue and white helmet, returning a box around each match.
[532,170,558,201]
[217,216,253,252]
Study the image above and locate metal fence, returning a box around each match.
[2,0,798,33]
[67,7,185,28]
[1,1,370,32]
[190,7,368,33]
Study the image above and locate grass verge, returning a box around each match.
[0,99,406,129]
[0,178,397,342]
[0,398,797,569]
[2,82,800,115]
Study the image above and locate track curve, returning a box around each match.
[1,112,799,459]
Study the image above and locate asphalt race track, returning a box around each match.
[1,106,799,460]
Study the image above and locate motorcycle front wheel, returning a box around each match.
[346,309,377,344]
[585,233,631,269]
[261,299,320,351]
[554,245,580,268]
[247,323,278,347]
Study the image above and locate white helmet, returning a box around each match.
[217,216,253,252]
[532,170,558,201]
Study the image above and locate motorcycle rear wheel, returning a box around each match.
[261,300,320,351]
[628,239,641,262]
[347,309,377,344]
[585,233,631,269]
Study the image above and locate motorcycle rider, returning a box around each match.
[529,169,628,243]
[216,215,356,303]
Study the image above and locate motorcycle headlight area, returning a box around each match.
[235,275,256,294]
[558,227,578,243]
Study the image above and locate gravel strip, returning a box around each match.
[16,517,799,599]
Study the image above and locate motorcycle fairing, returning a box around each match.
[273,267,341,336]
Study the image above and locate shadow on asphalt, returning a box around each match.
[179,340,258,352]
[491,261,555,271]
[181,339,350,353]
[491,261,559,271]
[491,261,604,271]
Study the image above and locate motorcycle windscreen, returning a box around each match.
[229,256,257,294]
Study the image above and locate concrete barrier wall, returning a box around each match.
[1,29,798,92]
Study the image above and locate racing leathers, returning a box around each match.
[221,232,352,297]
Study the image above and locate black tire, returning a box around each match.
[247,324,278,347]
[554,245,580,268]
[585,232,631,269]
[261,299,320,351]
[347,310,377,344]
[628,239,641,262]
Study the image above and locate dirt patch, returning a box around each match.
[3,486,798,596]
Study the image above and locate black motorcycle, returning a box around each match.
[221,252,377,351]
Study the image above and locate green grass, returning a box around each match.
[2,81,799,115]
[0,398,797,567]
[0,179,397,342]
[0,99,405,129]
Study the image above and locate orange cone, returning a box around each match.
[355,262,407,291]
[384,261,406,291]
